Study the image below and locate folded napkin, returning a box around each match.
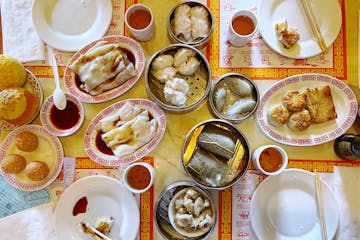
[334,166,360,240]
[1,0,45,62]
[0,203,56,240]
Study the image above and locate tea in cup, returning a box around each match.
[228,10,257,47]
[122,162,156,194]
[252,145,288,176]
[125,4,155,41]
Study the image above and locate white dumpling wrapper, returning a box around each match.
[225,77,253,97]
[177,56,200,76]
[191,6,210,40]
[173,4,192,41]
[173,48,196,67]
[151,54,174,70]
[151,67,177,83]
[226,98,256,117]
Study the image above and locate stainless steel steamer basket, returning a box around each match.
[154,180,217,240]
[167,1,215,49]
[145,44,212,113]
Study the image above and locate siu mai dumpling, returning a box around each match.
[173,4,192,41]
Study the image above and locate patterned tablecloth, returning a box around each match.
[1,0,360,239]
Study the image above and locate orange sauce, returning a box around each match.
[128,9,151,30]
[259,148,283,172]
[126,165,151,190]
[232,15,255,35]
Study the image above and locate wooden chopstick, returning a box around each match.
[299,0,327,54]
[314,169,328,240]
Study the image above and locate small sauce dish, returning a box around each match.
[40,93,84,137]
[122,162,156,194]
[252,145,288,175]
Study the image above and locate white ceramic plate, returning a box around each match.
[40,93,84,137]
[54,175,139,240]
[250,169,339,240]
[256,74,358,146]
[0,125,63,191]
[32,0,112,52]
[84,99,166,166]
[0,69,43,130]
[64,35,146,103]
[258,0,342,59]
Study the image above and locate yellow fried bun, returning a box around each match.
[0,55,26,90]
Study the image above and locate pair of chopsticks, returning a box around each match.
[81,221,113,240]
[314,169,328,240]
[298,0,327,53]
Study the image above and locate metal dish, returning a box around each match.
[145,44,211,113]
[154,181,217,240]
[181,119,251,190]
[167,1,214,49]
[208,73,259,123]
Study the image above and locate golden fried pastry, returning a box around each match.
[287,109,311,132]
[275,20,300,49]
[1,154,26,174]
[304,85,337,124]
[15,131,39,152]
[0,87,39,125]
[283,90,306,112]
[0,55,26,91]
[268,105,290,127]
[25,161,49,181]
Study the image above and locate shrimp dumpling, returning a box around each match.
[213,87,227,112]
[151,54,174,70]
[173,4,192,41]
[226,99,256,117]
[191,6,211,40]
[177,56,200,76]
[173,48,196,67]
[164,77,190,106]
[151,67,177,83]
[225,77,253,97]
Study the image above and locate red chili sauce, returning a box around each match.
[126,165,151,190]
[259,148,283,173]
[50,100,80,130]
[72,196,88,216]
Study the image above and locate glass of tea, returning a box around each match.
[122,162,156,194]
[252,145,288,176]
[228,9,257,47]
[125,4,155,41]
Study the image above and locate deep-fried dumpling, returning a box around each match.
[226,98,256,117]
[151,54,174,70]
[151,67,177,83]
[190,6,210,40]
[177,56,200,76]
[173,4,192,41]
[173,48,196,68]
[225,77,253,97]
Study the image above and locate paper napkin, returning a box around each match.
[0,203,56,240]
[1,0,45,62]
[333,166,360,240]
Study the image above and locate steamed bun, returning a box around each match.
[0,55,26,91]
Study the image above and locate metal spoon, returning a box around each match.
[51,55,67,110]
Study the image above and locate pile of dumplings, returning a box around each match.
[212,75,257,120]
[151,47,201,106]
[171,3,211,43]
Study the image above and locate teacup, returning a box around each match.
[125,4,155,41]
[252,145,288,175]
[228,9,258,47]
[122,162,156,194]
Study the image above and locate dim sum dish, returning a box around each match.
[167,1,215,49]
[145,44,211,113]
[209,73,259,123]
[182,119,250,189]
[155,181,217,239]
[64,35,145,103]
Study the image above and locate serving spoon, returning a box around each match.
[51,54,67,110]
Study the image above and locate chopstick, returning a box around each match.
[314,170,328,240]
[298,0,327,53]
[80,221,113,240]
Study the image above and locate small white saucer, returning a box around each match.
[40,93,84,136]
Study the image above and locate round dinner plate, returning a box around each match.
[64,35,146,103]
[256,74,358,146]
[32,0,112,52]
[55,175,140,240]
[258,0,342,59]
[0,69,43,130]
[84,98,166,166]
[0,125,63,191]
[250,169,339,240]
